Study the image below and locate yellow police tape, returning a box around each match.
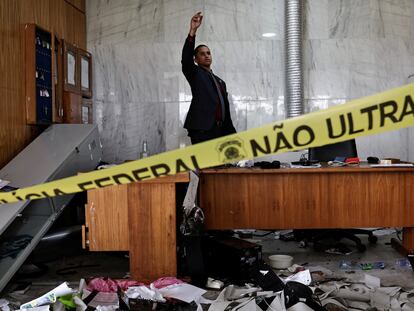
[1,83,414,205]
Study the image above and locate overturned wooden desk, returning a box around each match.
[83,173,189,283]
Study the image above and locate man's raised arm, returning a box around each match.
[181,12,203,79]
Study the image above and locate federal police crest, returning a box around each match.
[216,137,246,163]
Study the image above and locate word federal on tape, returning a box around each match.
[1,83,413,205]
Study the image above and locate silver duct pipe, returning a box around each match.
[285,0,304,118]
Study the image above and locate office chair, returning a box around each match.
[294,139,377,252]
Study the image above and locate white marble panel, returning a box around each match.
[307,37,412,100]
[306,68,350,101]
[163,0,206,43]
[225,71,282,104]
[347,38,410,98]
[404,42,414,82]
[305,40,351,99]
[408,127,414,162]
[306,98,347,114]
[95,99,163,163]
[89,44,117,102]
[88,0,414,161]
[328,0,386,39]
[91,42,165,104]
[305,0,329,40]
[200,0,284,42]
[164,100,180,151]
[159,72,181,104]
[246,100,275,129]
[223,40,283,73]
[329,0,414,40]
[231,100,248,132]
[378,0,414,40]
[407,74,414,162]
[87,0,165,45]
[356,129,409,161]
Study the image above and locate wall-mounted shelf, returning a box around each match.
[24,24,53,124]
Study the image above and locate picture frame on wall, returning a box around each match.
[63,40,80,93]
[79,48,92,98]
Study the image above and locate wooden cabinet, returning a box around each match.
[62,40,93,123]
[24,24,54,124]
[83,184,129,251]
[82,173,189,282]
[81,98,93,124]
[24,25,92,125]
[53,35,64,123]
[63,92,82,123]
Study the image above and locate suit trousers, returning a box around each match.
[188,122,226,145]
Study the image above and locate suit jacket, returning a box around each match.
[181,35,236,134]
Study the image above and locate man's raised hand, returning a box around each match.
[189,12,203,36]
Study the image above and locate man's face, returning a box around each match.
[195,46,212,68]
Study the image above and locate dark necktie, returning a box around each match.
[210,72,226,121]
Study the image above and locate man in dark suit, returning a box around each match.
[182,12,237,145]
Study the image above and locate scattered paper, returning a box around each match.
[0,179,10,190]
[81,290,118,309]
[21,283,73,309]
[290,164,322,169]
[373,228,397,236]
[364,274,381,289]
[158,283,206,303]
[307,266,333,276]
[370,290,391,310]
[0,299,10,311]
[283,270,312,286]
[126,286,165,302]
[370,163,414,167]
[20,307,49,311]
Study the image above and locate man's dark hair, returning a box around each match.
[194,44,209,56]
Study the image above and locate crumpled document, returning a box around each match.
[317,278,414,311]
[208,285,285,311]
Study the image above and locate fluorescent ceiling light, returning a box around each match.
[262,32,276,37]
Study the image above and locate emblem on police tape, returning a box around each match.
[217,137,246,163]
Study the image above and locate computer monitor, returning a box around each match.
[308,139,357,162]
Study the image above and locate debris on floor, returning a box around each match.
[1,232,413,310]
[2,266,414,311]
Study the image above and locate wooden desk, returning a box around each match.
[200,166,414,253]
[84,166,414,282]
[83,173,189,283]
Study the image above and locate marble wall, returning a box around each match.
[87,0,414,163]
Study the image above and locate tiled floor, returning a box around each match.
[1,230,414,307]
[258,230,414,288]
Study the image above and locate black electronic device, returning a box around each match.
[291,160,319,166]
[203,235,262,284]
[250,262,284,291]
[254,161,280,169]
[309,139,357,162]
[367,156,380,164]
